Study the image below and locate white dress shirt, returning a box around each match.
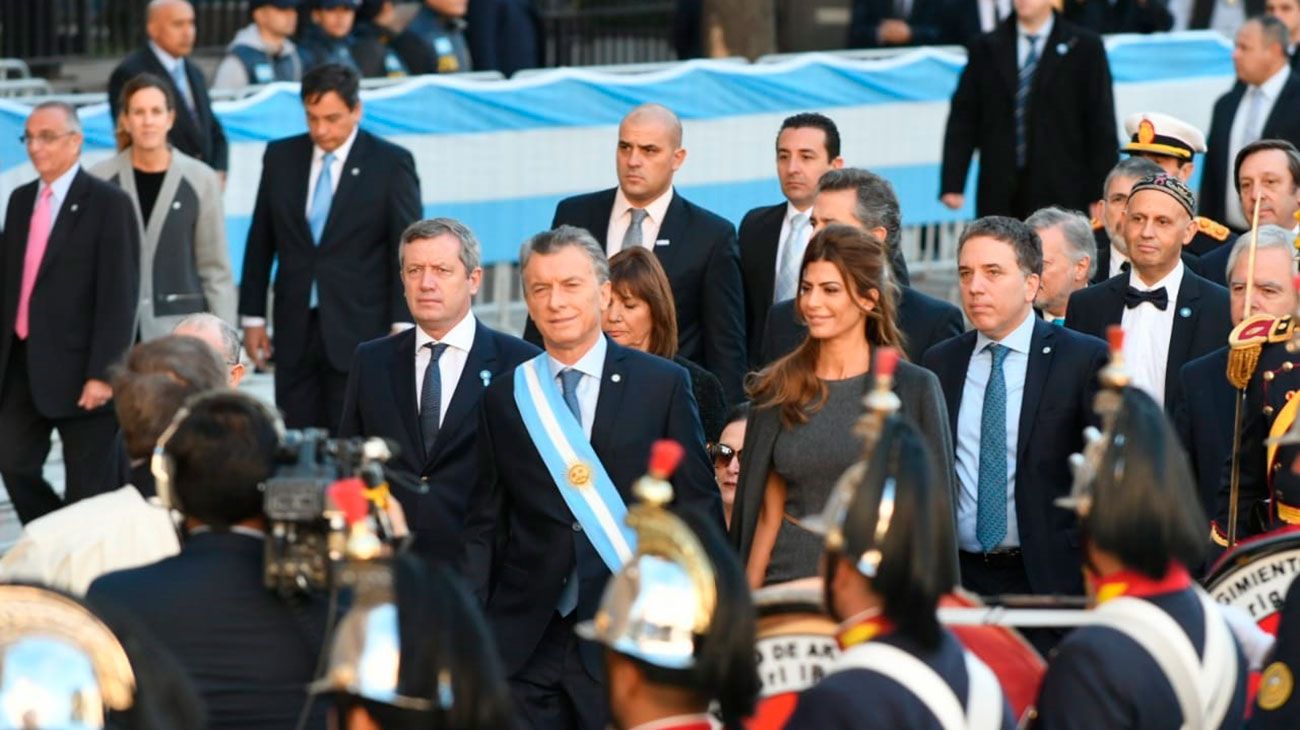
[414,311,477,427]
[774,201,814,288]
[1121,261,1184,407]
[148,41,185,77]
[1108,243,1128,279]
[38,163,79,230]
[1226,64,1292,229]
[955,310,1034,552]
[607,187,674,256]
[1017,14,1053,68]
[306,124,357,217]
[545,334,607,439]
[979,0,1012,33]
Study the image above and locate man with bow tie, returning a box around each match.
[1065,173,1232,418]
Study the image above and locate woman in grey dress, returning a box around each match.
[731,223,956,587]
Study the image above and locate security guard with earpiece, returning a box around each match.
[576,441,760,730]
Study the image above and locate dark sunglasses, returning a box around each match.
[709,443,741,469]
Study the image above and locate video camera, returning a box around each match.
[262,428,400,598]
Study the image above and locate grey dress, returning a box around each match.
[729,359,957,585]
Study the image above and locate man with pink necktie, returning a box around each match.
[0,102,140,524]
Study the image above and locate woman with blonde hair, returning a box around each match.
[92,72,235,341]
[730,223,955,588]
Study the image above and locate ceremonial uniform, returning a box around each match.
[1250,576,1300,728]
[785,615,1014,729]
[1033,566,1248,730]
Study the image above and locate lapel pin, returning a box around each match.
[611,373,622,383]
[479,369,491,387]
[1179,307,1192,318]
[1042,346,1052,354]
[70,203,78,212]
[1056,42,1068,55]
[172,201,181,209]
[654,239,670,247]
[351,167,360,176]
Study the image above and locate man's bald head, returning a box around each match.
[621,103,683,150]
[147,0,196,58]
[173,314,245,387]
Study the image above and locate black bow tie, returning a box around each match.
[1124,285,1169,311]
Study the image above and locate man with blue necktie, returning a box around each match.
[462,225,721,730]
[923,217,1107,611]
[239,63,420,432]
[1026,206,1095,325]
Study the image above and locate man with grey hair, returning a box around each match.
[339,218,536,556]
[1184,226,1300,529]
[541,103,748,405]
[463,224,720,730]
[1027,206,1095,324]
[174,313,246,386]
[0,101,140,525]
[107,0,228,172]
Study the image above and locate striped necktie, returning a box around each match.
[1015,34,1040,169]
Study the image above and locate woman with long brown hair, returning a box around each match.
[603,246,728,442]
[730,223,955,588]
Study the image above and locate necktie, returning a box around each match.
[1015,34,1039,169]
[773,212,809,303]
[977,343,1010,552]
[170,62,196,115]
[15,187,54,340]
[1240,86,1265,151]
[1124,285,1169,311]
[556,367,585,616]
[419,343,450,457]
[620,208,649,252]
[307,152,335,309]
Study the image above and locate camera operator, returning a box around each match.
[87,390,330,730]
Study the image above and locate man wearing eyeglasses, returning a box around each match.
[0,101,140,525]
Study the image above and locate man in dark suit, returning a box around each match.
[922,216,1107,603]
[106,0,228,173]
[757,168,964,366]
[239,63,421,433]
[540,104,747,404]
[1066,173,1232,419]
[0,102,140,525]
[1200,16,1300,229]
[1201,139,1300,286]
[339,218,538,555]
[940,0,1117,219]
[848,0,947,47]
[1178,227,1296,519]
[87,392,328,730]
[1269,0,1300,71]
[462,225,721,730]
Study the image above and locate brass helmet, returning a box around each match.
[0,585,136,729]
[576,440,716,670]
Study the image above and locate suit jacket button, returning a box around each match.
[572,522,582,532]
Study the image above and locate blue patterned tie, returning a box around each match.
[556,367,584,616]
[1015,34,1039,169]
[419,343,449,458]
[977,343,1010,552]
[307,152,334,308]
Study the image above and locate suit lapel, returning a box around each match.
[1100,275,1128,328]
[650,190,689,274]
[1031,16,1069,91]
[590,340,629,462]
[1017,319,1053,461]
[1165,270,1201,407]
[937,332,978,440]
[291,136,315,242]
[588,188,619,249]
[1265,76,1300,135]
[388,329,422,458]
[993,20,1020,97]
[35,170,90,286]
[427,323,500,462]
[752,203,785,306]
[147,158,184,245]
[318,131,367,247]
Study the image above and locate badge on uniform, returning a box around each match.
[1260,661,1294,711]
[1179,307,1192,318]
[254,63,274,84]
[479,369,491,388]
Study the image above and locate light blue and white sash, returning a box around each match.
[514,354,636,572]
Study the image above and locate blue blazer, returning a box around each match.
[922,317,1108,595]
[338,322,539,539]
[460,339,722,677]
[1175,346,1235,518]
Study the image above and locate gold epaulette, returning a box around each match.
[1195,216,1231,242]
[1228,315,1294,390]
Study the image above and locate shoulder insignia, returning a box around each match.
[1260,661,1294,711]
[1195,216,1231,242]
[1227,315,1294,389]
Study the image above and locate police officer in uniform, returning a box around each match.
[297,0,361,73]
[212,0,304,89]
[1033,381,1247,728]
[781,349,1013,729]
[576,444,759,730]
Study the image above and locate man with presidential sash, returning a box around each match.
[461,224,721,730]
